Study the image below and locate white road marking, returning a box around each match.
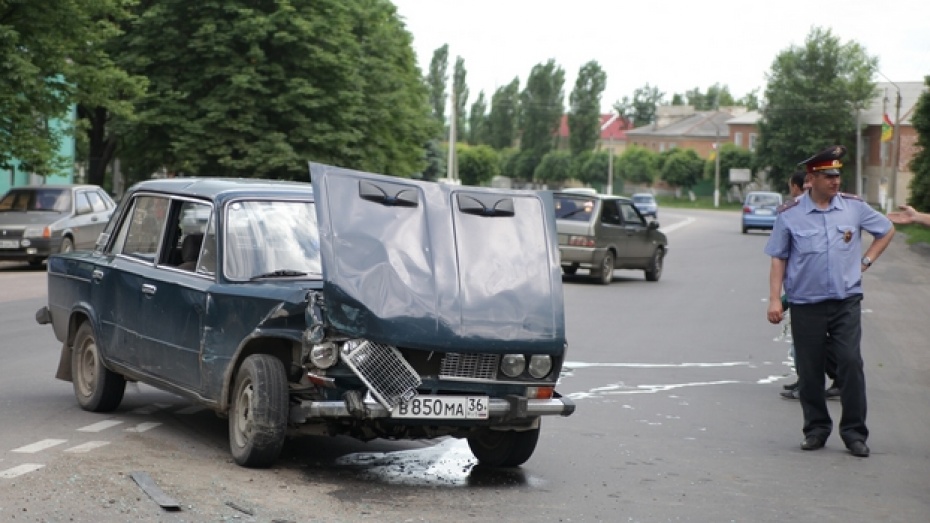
[0,464,44,479]
[65,441,110,453]
[78,420,124,432]
[12,439,67,453]
[660,216,697,234]
[125,422,161,433]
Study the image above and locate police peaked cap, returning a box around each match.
[798,145,846,174]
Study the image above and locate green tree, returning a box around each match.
[0,0,144,180]
[704,143,754,189]
[534,150,572,184]
[659,148,704,189]
[574,150,614,191]
[616,145,658,185]
[907,76,930,211]
[487,78,520,149]
[452,56,469,142]
[567,61,607,156]
[426,44,449,132]
[737,88,761,111]
[755,27,877,191]
[467,91,488,145]
[518,59,565,181]
[118,0,432,179]
[456,143,499,186]
[683,84,735,110]
[613,84,665,127]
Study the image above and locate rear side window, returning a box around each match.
[111,196,169,263]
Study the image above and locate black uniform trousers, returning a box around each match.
[789,295,867,445]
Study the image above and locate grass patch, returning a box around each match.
[656,195,744,211]
[894,223,930,245]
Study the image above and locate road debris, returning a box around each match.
[129,471,180,511]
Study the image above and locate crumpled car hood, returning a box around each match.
[309,163,566,355]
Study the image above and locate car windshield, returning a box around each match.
[748,194,780,206]
[633,195,654,203]
[0,188,71,212]
[224,199,322,280]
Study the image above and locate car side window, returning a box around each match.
[111,195,169,263]
[75,192,93,215]
[600,200,621,225]
[620,203,645,226]
[85,190,108,213]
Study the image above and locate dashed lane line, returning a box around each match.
[12,439,68,454]
[0,464,44,479]
[125,422,162,433]
[77,420,124,432]
[65,441,110,453]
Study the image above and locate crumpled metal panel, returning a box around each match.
[309,163,565,355]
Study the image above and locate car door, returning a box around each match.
[619,201,653,263]
[596,198,625,265]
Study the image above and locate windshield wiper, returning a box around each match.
[250,269,310,280]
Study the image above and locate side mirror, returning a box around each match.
[648,221,661,230]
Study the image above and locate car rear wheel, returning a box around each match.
[72,322,126,412]
[645,247,664,282]
[467,425,540,467]
[591,251,614,285]
[229,354,288,468]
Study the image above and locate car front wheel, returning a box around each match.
[229,354,288,468]
[467,425,540,467]
[71,322,125,412]
[645,248,664,282]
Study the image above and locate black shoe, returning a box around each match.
[848,441,870,457]
[801,436,826,451]
[780,389,800,400]
[825,386,841,400]
[783,381,799,391]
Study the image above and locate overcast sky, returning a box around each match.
[391,0,929,112]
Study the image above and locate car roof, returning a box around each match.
[126,177,313,203]
[553,191,632,203]
[6,184,100,190]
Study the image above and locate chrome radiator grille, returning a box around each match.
[342,341,421,410]
[439,353,500,381]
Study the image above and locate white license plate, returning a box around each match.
[391,395,489,419]
[0,240,19,249]
[755,209,773,215]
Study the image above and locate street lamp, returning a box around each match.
[601,114,620,194]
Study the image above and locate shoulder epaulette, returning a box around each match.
[776,199,800,214]
[840,192,863,201]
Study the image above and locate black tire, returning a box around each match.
[72,322,125,412]
[467,425,540,467]
[645,248,664,282]
[562,264,578,275]
[229,354,289,468]
[60,236,74,254]
[592,251,614,285]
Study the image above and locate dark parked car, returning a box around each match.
[741,191,783,233]
[0,184,116,265]
[36,165,574,468]
[554,191,668,284]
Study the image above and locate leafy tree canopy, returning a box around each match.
[613,84,664,127]
[456,143,499,186]
[452,56,469,141]
[467,90,488,146]
[1,0,143,176]
[755,26,877,190]
[517,59,565,179]
[659,148,704,189]
[907,76,930,211]
[487,78,520,149]
[568,60,607,156]
[118,0,433,180]
[704,143,754,188]
[427,43,449,130]
[534,150,572,183]
[616,145,658,185]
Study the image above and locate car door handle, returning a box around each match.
[92,269,104,282]
[141,283,157,296]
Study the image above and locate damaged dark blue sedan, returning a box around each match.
[36,163,575,468]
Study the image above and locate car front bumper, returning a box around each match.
[290,395,576,424]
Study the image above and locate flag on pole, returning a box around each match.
[881,114,894,142]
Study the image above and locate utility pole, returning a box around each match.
[878,72,902,210]
[600,114,620,195]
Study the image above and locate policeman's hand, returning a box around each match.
[767,302,783,324]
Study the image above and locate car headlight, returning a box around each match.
[24,226,50,238]
[500,354,526,378]
[528,355,552,379]
[309,342,338,369]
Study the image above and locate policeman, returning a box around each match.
[764,145,895,458]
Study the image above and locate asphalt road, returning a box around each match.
[1,210,928,522]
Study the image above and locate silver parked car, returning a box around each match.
[555,191,668,284]
[0,184,116,266]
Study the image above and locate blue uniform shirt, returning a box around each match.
[764,193,893,304]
